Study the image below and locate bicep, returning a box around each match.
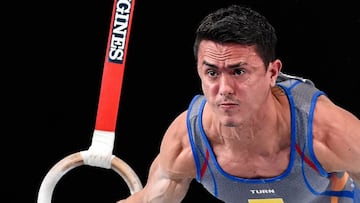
[313,96,360,176]
[142,112,194,203]
[142,156,192,203]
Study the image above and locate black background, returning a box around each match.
[7,0,360,202]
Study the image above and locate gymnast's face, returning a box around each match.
[196,40,280,127]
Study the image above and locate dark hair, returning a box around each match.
[193,4,277,67]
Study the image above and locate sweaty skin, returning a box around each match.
[118,41,360,203]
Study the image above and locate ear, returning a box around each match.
[268,59,282,86]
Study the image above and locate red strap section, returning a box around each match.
[200,149,210,179]
[95,0,136,132]
[295,144,319,173]
[95,62,124,131]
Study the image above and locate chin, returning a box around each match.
[221,118,239,127]
[223,123,237,127]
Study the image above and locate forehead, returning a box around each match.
[198,40,259,64]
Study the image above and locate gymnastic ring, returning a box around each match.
[37,152,143,203]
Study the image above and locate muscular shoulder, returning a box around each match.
[312,95,360,173]
[158,110,196,179]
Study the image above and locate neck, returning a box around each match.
[209,90,290,154]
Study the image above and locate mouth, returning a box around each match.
[218,102,239,109]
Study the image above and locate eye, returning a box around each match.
[233,68,245,76]
[207,69,218,78]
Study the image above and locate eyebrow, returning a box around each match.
[203,60,246,69]
[203,61,217,68]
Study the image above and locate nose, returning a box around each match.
[219,74,234,96]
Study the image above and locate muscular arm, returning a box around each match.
[118,111,196,203]
[313,96,360,186]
